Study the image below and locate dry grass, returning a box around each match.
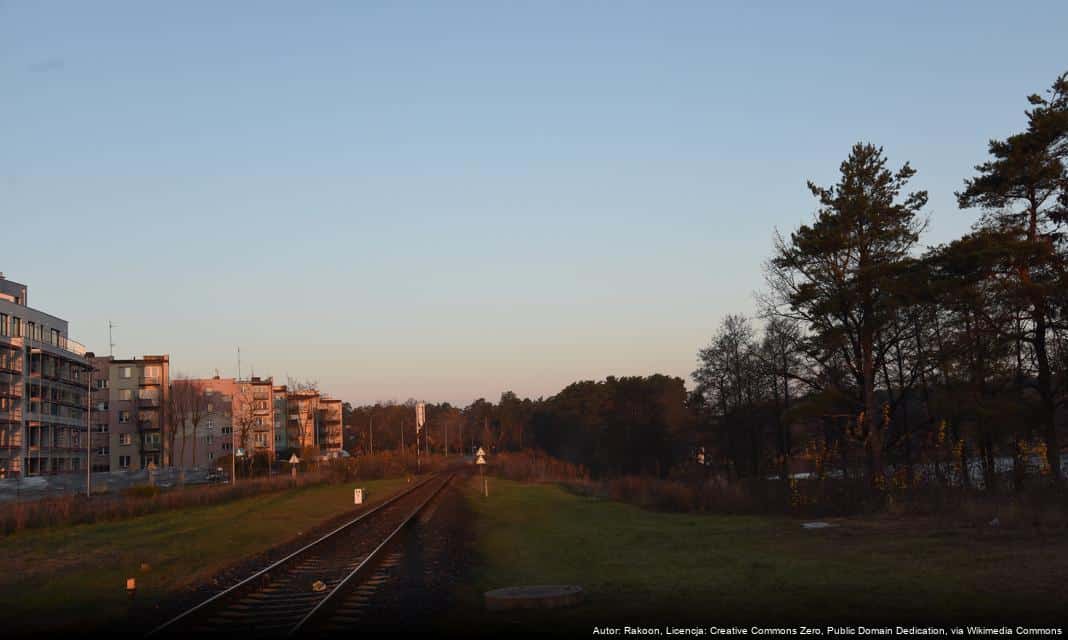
[0,473,328,536]
[488,451,1068,527]
[0,451,459,536]
[484,450,589,483]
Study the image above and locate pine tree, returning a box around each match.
[767,143,928,485]
[957,72,1068,486]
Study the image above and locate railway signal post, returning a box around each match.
[476,447,487,497]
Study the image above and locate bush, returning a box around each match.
[121,485,160,499]
[0,450,476,537]
[489,451,589,483]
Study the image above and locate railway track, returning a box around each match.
[148,473,454,636]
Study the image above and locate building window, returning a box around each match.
[121,367,132,378]
[0,313,7,337]
[119,411,131,423]
[119,389,133,401]
[119,455,131,469]
[255,432,268,448]
[119,433,132,445]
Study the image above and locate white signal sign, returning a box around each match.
[416,402,426,431]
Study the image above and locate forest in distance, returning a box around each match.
[345,71,1068,503]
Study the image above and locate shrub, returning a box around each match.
[0,451,467,537]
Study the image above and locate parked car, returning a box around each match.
[318,450,351,461]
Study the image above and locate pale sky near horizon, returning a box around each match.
[3,1,1066,406]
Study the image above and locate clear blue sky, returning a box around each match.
[3,1,1066,405]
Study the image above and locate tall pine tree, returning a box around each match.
[767,143,928,485]
[957,72,1068,486]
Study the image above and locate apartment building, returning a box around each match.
[273,384,288,454]
[286,389,319,455]
[0,274,90,477]
[87,354,169,472]
[172,376,275,469]
[317,396,343,453]
[276,388,344,457]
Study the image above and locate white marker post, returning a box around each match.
[476,447,487,497]
[289,453,300,479]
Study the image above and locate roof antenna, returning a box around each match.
[237,346,241,381]
[108,321,117,357]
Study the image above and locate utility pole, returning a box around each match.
[108,321,116,357]
[368,413,374,456]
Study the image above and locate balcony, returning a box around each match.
[0,336,24,352]
[0,409,23,423]
[138,397,161,408]
[0,383,22,398]
[25,334,87,358]
[140,376,162,386]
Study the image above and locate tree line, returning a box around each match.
[693,72,1068,491]
[343,374,691,477]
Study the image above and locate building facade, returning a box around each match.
[317,396,343,453]
[272,384,288,454]
[275,389,344,457]
[286,389,319,455]
[88,354,170,472]
[0,274,90,477]
[172,376,276,469]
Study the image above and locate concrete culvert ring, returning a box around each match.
[484,585,585,611]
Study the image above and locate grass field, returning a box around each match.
[458,477,1068,630]
[0,477,408,631]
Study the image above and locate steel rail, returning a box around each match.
[288,473,453,635]
[146,473,442,636]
